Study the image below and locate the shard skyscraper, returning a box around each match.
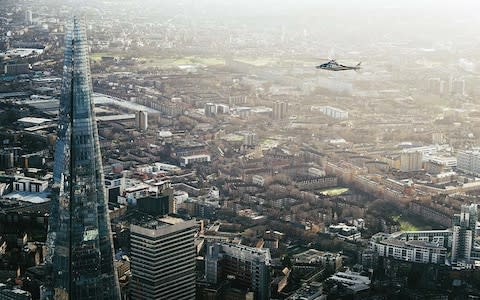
[47,17,120,300]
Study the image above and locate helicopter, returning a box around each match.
[316,59,361,71]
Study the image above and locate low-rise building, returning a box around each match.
[370,232,447,264]
[294,175,337,190]
[180,154,211,167]
[292,249,342,271]
[327,270,370,293]
[286,282,323,300]
[0,284,32,300]
[328,223,361,241]
[105,173,125,203]
[12,177,48,193]
[252,175,265,186]
[319,106,348,120]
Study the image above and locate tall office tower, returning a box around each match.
[280,101,287,119]
[135,110,148,130]
[25,10,33,25]
[452,204,478,264]
[272,101,280,120]
[205,242,271,300]
[46,18,120,300]
[272,101,287,120]
[130,216,198,300]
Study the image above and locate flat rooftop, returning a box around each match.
[2,191,50,204]
[96,114,135,122]
[93,93,160,114]
[18,117,52,125]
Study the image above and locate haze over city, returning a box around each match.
[0,0,480,299]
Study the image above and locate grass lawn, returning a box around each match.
[235,56,277,66]
[91,53,323,69]
[392,215,430,231]
[319,187,349,197]
[136,56,225,69]
[398,220,419,231]
[91,53,225,68]
[90,52,120,62]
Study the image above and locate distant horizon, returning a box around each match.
[49,0,480,46]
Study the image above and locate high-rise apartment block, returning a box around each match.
[452,204,478,264]
[457,150,480,176]
[205,242,271,300]
[24,10,32,25]
[135,110,148,131]
[130,216,198,300]
[400,151,423,172]
[370,204,480,268]
[242,131,257,147]
[272,101,287,120]
[47,18,120,299]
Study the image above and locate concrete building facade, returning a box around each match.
[135,110,148,131]
[452,204,478,265]
[205,242,271,300]
[130,217,198,300]
[457,151,480,176]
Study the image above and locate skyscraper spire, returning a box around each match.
[47,17,120,300]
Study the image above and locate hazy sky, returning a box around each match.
[77,0,480,47]
[138,0,480,18]
[137,0,480,34]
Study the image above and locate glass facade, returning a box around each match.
[47,17,120,300]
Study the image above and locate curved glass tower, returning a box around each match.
[47,17,120,300]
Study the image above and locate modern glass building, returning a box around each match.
[46,17,120,300]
